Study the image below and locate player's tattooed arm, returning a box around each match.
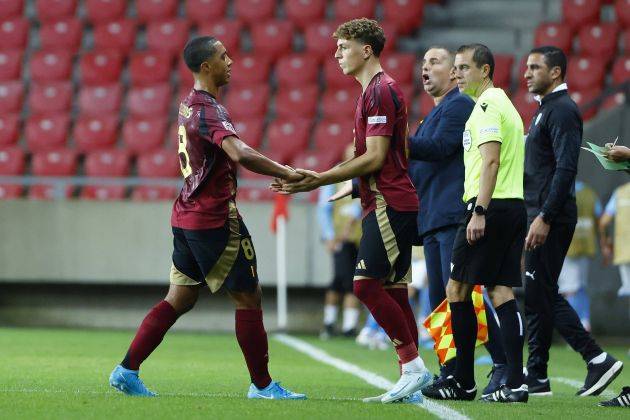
[222,136,303,181]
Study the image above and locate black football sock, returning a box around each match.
[495,299,525,389]
[450,300,477,389]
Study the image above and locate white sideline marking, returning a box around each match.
[551,377,616,399]
[274,334,470,420]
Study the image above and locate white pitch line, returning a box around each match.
[551,377,617,399]
[274,333,470,420]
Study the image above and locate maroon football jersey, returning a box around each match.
[171,89,240,229]
[353,72,418,214]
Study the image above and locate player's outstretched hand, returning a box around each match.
[604,145,630,162]
[281,168,322,194]
[328,180,353,202]
[270,166,305,193]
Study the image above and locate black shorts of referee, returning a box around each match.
[450,198,526,287]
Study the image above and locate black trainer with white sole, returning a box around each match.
[525,375,552,396]
[577,354,624,397]
[422,376,477,401]
[598,386,630,407]
[480,384,528,403]
[481,364,508,398]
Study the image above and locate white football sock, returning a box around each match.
[323,305,338,326]
[342,307,360,331]
[402,356,426,372]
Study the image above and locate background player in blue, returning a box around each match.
[109,37,305,400]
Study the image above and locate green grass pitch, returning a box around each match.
[1,327,628,419]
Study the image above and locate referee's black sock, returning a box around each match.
[450,300,477,389]
[495,299,525,389]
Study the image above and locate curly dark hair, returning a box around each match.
[332,18,386,57]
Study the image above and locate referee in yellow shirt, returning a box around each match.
[426,44,527,403]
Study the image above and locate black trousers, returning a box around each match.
[524,222,603,378]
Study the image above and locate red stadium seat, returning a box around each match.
[79,50,124,86]
[0,80,23,113]
[382,53,416,85]
[0,50,22,81]
[612,56,630,84]
[233,118,265,149]
[616,0,630,28]
[493,54,514,89]
[291,150,340,195]
[418,90,435,118]
[234,0,276,25]
[304,21,339,61]
[198,20,242,55]
[39,18,82,51]
[80,185,126,200]
[85,0,127,24]
[30,50,73,82]
[132,185,178,201]
[0,146,25,175]
[0,184,23,199]
[275,54,320,88]
[136,0,178,23]
[146,19,190,57]
[512,88,539,128]
[25,114,71,151]
[225,85,270,119]
[0,0,23,18]
[380,21,400,53]
[129,50,173,87]
[73,115,119,152]
[578,24,618,62]
[137,148,180,177]
[382,0,424,35]
[28,184,74,200]
[229,54,272,86]
[602,91,626,110]
[285,0,325,29]
[624,30,630,54]
[534,22,573,52]
[333,0,376,21]
[122,117,167,154]
[567,55,606,90]
[265,118,312,161]
[0,113,19,146]
[78,84,123,116]
[35,0,76,22]
[275,85,319,119]
[321,86,361,119]
[28,81,73,114]
[312,119,354,153]
[562,0,601,29]
[570,88,601,120]
[84,149,130,176]
[324,58,357,89]
[177,58,194,89]
[0,18,29,49]
[398,83,415,104]
[127,84,172,117]
[250,20,294,59]
[93,19,137,54]
[177,84,192,102]
[31,149,78,176]
[236,186,275,201]
[184,0,228,26]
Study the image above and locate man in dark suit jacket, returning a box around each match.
[408,47,507,398]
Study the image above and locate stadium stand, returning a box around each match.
[0,0,627,201]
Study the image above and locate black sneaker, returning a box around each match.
[525,374,553,396]
[422,376,477,401]
[319,324,335,340]
[577,354,624,397]
[598,386,630,407]
[480,384,528,403]
[481,364,507,398]
[420,374,443,395]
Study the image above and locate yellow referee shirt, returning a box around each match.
[462,88,525,202]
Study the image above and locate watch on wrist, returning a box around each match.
[474,205,487,216]
[539,211,551,224]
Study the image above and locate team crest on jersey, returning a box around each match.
[222,121,237,134]
[179,104,192,118]
[534,113,542,126]
[462,130,472,151]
